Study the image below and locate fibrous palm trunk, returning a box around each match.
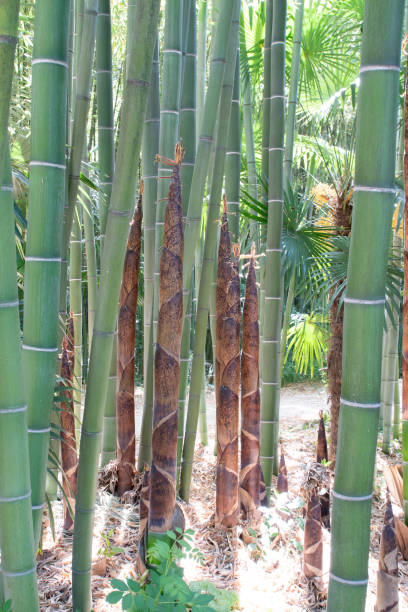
[0,149,39,611]
[72,4,160,609]
[240,256,261,514]
[23,0,70,543]
[327,188,352,464]
[116,184,143,496]
[149,145,184,540]
[216,205,240,527]
[327,2,403,609]
[260,0,287,499]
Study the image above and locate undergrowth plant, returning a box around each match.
[106,528,238,611]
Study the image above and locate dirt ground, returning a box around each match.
[38,382,408,611]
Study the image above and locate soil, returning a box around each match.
[38,382,408,611]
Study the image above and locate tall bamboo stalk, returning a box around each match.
[178,6,197,470]
[260,0,287,500]
[139,38,159,470]
[153,0,183,345]
[283,0,304,185]
[0,150,39,611]
[96,0,114,246]
[382,308,398,454]
[182,2,236,318]
[149,145,184,541]
[116,185,143,496]
[97,0,117,466]
[216,210,240,527]
[83,181,97,349]
[72,4,160,609]
[69,205,83,441]
[196,0,208,144]
[179,6,240,499]
[261,0,273,192]
[23,0,70,543]
[403,59,408,524]
[327,1,403,608]
[0,1,19,174]
[394,357,401,439]
[226,51,241,243]
[240,252,261,514]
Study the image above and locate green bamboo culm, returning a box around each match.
[0,153,40,609]
[138,38,159,470]
[153,0,183,345]
[96,0,114,248]
[177,6,197,472]
[182,1,236,322]
[96,0,116,466]
[69,205,83,433]
[283,0,304,185]
[23,0,70,544]
[394,357,401,439]
[260,0,287,501]
[196,0,208,144]
[83,175,97,349]
[72,3,160,609]
[225,49,241,243]
[0,0,19,175]
[180,0,241,501]
[382,307,398,454]
[327,1,403,609]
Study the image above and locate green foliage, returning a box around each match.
[97,529,124,559]
[106,529,237,611]
[286,312,329,378]
[0,601,12,612]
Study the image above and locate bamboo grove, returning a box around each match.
[1,1,408,611]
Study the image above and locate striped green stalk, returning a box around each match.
[0,1,19,176]
[83,180,97,349]
[382,309,398,454]
[261,0,273,192]
[225,50,241,244]
[182,2,236,318]
[196,0,208,144]
[327,1,403,608]
[260,0,287,500]
[153,0,183,347]
[283,0,304,185]
[96,0,114,247]
[61,0,97,322]
[280,267,295,377]
[394,357,401,439]
[70,205,83,434]
[241,28,258,243]
[96,1,116,466]
[138,38,159,470]
[180,1,240,500]
[23,0,70,544]
[177,4,197,470]
[199,367,208,445]
[0,149,39,610]
[72,4,160,609]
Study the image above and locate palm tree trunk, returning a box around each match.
[116,186,143,496]
[149,146,184,541]
[138,38,159,470]
[23,0,71,544]
[72,4,160,609]
[283,0,304,185]
[0,149,39,611]
[240,256,261,515]
[260,0,287,500]
[327,1,403,608]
